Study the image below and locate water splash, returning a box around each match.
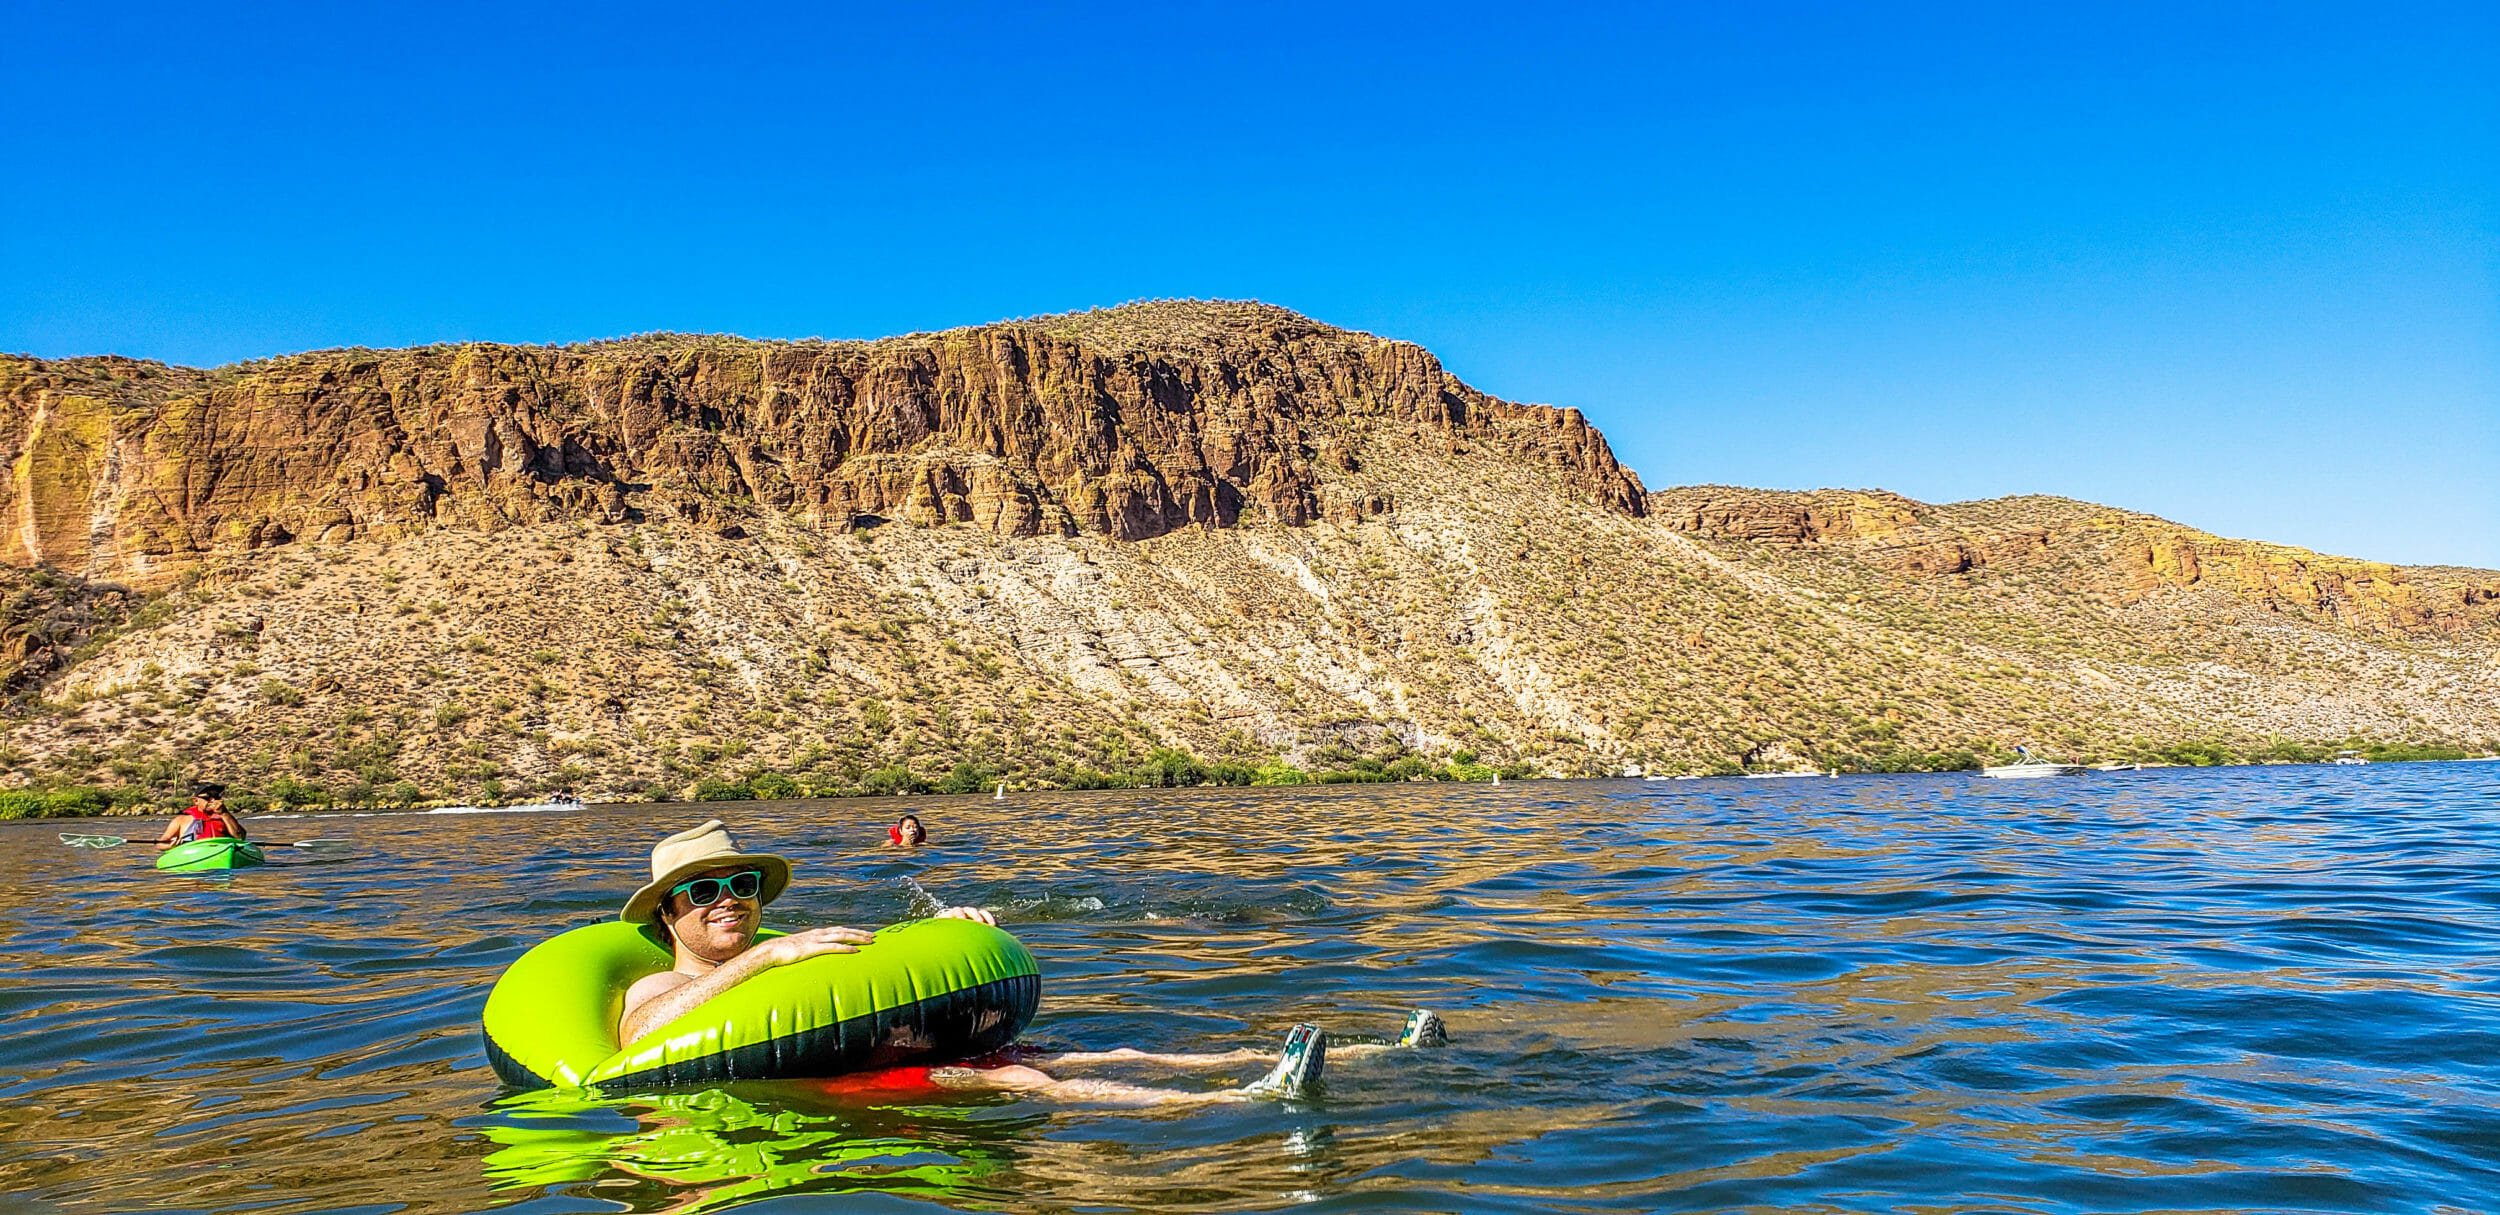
[897,874,947,917]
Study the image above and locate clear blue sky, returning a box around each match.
[6,2,2493,567]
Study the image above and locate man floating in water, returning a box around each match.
[617,820,1442,1103]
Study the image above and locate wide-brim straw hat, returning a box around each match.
[621,819,791,923]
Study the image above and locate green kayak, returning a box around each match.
[156,838,266,872]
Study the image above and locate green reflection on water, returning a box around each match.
[481,1086,1027,1212]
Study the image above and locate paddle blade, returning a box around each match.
[59,833,129,849]
[286,839,352,852]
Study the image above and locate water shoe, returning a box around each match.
[1244,1023,1325,1097]
[1396,1009,1448,1048]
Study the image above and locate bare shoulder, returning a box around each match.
[622,968,691,1017]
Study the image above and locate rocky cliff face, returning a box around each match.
[0,303,2492,802]
[1651,486,2500,638]
[0,302,1642,586]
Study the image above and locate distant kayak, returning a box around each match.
[156,838,266,872]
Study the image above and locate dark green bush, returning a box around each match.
[41,787,110,817]
[936,762,995,795]
[859,765,923,797]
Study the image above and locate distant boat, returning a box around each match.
[2332,751,2367,766]
[1741,770,1821,780]
[1984,745,2087,779]
[1641,774,1674,782]
[1985,761,2088,779]
[2091,762,2142,772]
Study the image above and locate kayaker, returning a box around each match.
[884,813,927,847]
[154,784,245,851]
[614,819,1366,1103]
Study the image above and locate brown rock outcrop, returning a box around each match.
[1655,486,2500,640]
[0,302,1645,586]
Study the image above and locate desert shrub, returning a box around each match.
[1205,762,1257,786]
[42,787,111,817]
[2361,741,2470,762]
[1128,748,1207,788]
[1250,761,1309,786]
[693,776,755,802]
[859,765,923,797]
[936,762,995,795]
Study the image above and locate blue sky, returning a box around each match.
[6,2,2493,567]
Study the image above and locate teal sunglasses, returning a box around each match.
[669,869,763,908]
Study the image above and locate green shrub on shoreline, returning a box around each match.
[0,734,2484,816]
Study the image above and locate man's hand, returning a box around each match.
[935,906,997,926]
[756,926,873,966]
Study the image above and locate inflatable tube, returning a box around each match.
[156,838,265,872]
[482,917,1041,1090]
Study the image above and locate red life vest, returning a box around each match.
[888,824,905,845]
[181,802,235,841]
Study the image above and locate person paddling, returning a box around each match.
[614,820,1430,1103]
[155,784,245,851]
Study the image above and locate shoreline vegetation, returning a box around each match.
[3,738,2487,819]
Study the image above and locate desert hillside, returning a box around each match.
[1,302,2493,804]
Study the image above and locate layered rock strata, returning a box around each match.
[0,303,1641,587]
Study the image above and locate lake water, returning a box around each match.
[3,765,2497,1213]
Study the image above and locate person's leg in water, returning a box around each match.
[931,1010,1445,1106]
[1053,1008,1446,1067]
[930,1024,1321,1105]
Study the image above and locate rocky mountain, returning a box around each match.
[1,301,2492,803]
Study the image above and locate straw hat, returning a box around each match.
[620,819,791,923]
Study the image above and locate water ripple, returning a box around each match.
[0,764,2495,1211]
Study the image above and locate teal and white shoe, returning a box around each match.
[1244,1023,1325,1097]
[1396,1009,1448,1048]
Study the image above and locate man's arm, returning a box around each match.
[617,926,872,1044]
[220,810,247,841]
[154,818,183,849]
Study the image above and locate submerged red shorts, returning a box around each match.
[801,1048,1037,1099]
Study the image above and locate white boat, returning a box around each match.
[1983,762,2088,779]
[425,799,585,815]
[1983,747,2086,779]
[1741,770,1821,779]
[2332,751,2367,766]
[1641,774,1674,782]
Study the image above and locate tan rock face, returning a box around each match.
[0,303,1645,585]
[1651,486,2500,641]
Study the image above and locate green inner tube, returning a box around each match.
[156,838,266,872]
[482,918,1041,1090]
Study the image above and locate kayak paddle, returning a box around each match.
[59,833,350,852]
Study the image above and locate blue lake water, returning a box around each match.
[2,764,2496,1212]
